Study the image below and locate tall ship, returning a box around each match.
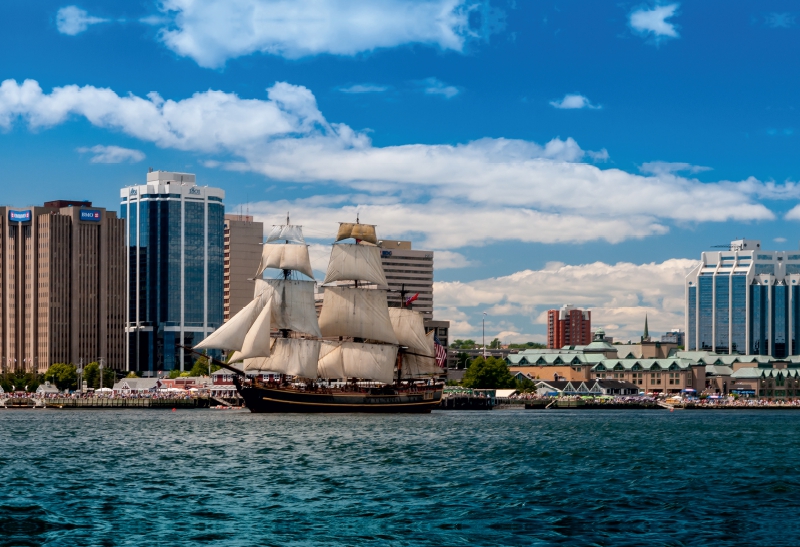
[193,219,444,412]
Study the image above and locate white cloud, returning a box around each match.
[435,251,474,269]
[56,6,108,35]
[629,3,680,41]
[339,84,389,94]
[422,77,460,99]
[774,237,788,243]
[76,144,145,163]
[156,0,478,68]
[0,78,789,248]
[639,161,711,175]
[765,13,795,29]
[549,93,600,110]
[434,259,697,342]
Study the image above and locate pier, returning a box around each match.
[2,397,213,409]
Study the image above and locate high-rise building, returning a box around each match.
[685,238,800,357]
[0,201,125,373]
[547,305,591,349]
[377,240,434,318]
[223,214,263,321]
[121,171,225,373]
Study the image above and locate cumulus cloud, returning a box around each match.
[0,78,789,248]
[434,259,698,342]
[549,93,600,110]
[629,3,680,42]
[435,251,474,269]
[338,84,389,94]
[155,0,483,68]
[56,6,108,35]
[422,77,460,99]
[76,144,145,163]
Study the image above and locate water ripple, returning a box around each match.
[2,409,800,545]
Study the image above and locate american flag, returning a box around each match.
[433,335,447,368]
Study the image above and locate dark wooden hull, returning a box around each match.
[237,382,442,413]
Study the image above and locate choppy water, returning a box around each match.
[1,409,799,546]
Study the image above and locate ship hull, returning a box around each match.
[236,382,442,413]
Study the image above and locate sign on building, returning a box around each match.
[8,210,31,222]
[80,209,102,222]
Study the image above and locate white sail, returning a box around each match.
[336,223,377,244]
[317,341,345,379]
[343,342,398,384]
[266,224,306,244]
[389,308,431,354]
[318,286,399,344]
[236,298,272,360]
[243,338,321,377]
[254,279,321,337]
[194,286,273,351]
[317,341,397,383]
[401,332,439,377]
[322,244,387,286]
[256,244,314,278]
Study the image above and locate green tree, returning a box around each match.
[450,339,477,349]
[168,369,183,379]
[461,357,515,389]
[125,371,139,378]
[515,376,536,392]
[456,352,470,369]
[83,362,100,388]
[489,338,501,349]
[507,342,546,349]
[44,363,77,391]
[187,356,220,377]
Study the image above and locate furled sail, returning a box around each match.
[401,332,439,377]
[389,308,431,354]
[336,223,378,245]
[318,286,399,344]
[194,288,271,351]
[236,298,272,360]
[242,338,321,378]
[316,341,398,384]
[254,279,321,337]
[265,224,306,244]
[256,244,314,278]
[322,244,387,286]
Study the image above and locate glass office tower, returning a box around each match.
[120,171,224,373]
[686,239,800,357]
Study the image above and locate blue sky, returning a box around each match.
[2,0,800,343]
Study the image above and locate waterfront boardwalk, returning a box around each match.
[2,397,212,409]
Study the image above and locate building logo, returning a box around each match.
[189,186,201,195]
[129,188,138,196]
[8,210,31,222]
[80,209,102,222]
[381,250,393,258]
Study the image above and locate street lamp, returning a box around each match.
[482,312,487,359]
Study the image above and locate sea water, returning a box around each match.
[1,409,798,546]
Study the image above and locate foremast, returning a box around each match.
[194,216,321,378]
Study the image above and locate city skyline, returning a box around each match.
[3,1,800,342]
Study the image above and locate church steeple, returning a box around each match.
[642,314,650,342]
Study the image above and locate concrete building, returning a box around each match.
[378,240,433,318]
[685,238,800,357]
[223,214,263,321]
[0,201,125,373]
[661,329,685,346]
[121,171,225,374]
[547,304,591,349]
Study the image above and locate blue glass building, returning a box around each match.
[686,239,800,357]
[120,171,225,373]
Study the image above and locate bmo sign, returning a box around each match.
[8,210,31,222]
[80,209,102,222]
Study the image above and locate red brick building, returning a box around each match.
[547,305,591,349]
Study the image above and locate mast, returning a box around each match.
[318,218,398,383]
[198,216,321,378]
